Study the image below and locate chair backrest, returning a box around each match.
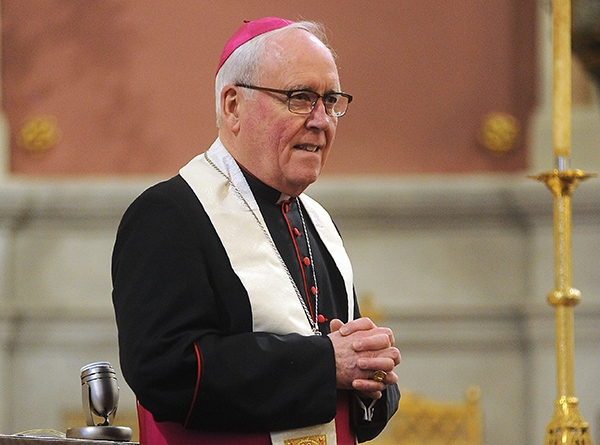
[369,386,483,445]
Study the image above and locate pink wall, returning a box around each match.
[3,0,536,176]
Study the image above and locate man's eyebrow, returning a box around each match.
[287,84,314,91]
[289,85,343,94]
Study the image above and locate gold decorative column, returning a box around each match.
[530,0,596,443]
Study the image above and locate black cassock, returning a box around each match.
[112,170,399,442]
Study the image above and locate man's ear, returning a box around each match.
[221,86,241,134]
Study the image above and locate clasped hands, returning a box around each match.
[328,317,400,400]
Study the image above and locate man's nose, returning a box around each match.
[306,98,332,130]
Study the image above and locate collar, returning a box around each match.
[238,164,293,205]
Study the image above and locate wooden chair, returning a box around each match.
[368,386,483,445]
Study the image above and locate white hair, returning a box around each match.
[214,21,334,128]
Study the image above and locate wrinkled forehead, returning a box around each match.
[259,29,340,88]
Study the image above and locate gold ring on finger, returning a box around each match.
[372,370,387,383]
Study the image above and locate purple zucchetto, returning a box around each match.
[216,17,294,74]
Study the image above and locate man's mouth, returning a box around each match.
[294,144,320,153]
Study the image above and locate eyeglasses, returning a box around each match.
[236,83,353,117]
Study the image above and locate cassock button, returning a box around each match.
[283,203,290,213]
[310,286,318,295]
[302,257,311,266]
[317,314,328,323]
[293,227,302,237]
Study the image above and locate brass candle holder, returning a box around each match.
[530,169,595,444]
[529,0,597,442]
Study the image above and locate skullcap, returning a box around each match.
[217,17,295,74]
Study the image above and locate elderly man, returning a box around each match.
[112,17,400,445]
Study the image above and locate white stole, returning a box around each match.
[179,138,354,336]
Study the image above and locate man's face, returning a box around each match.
[234,29,341,196]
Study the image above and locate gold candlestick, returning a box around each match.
[531,170,594,445]
[529,0,596,443]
